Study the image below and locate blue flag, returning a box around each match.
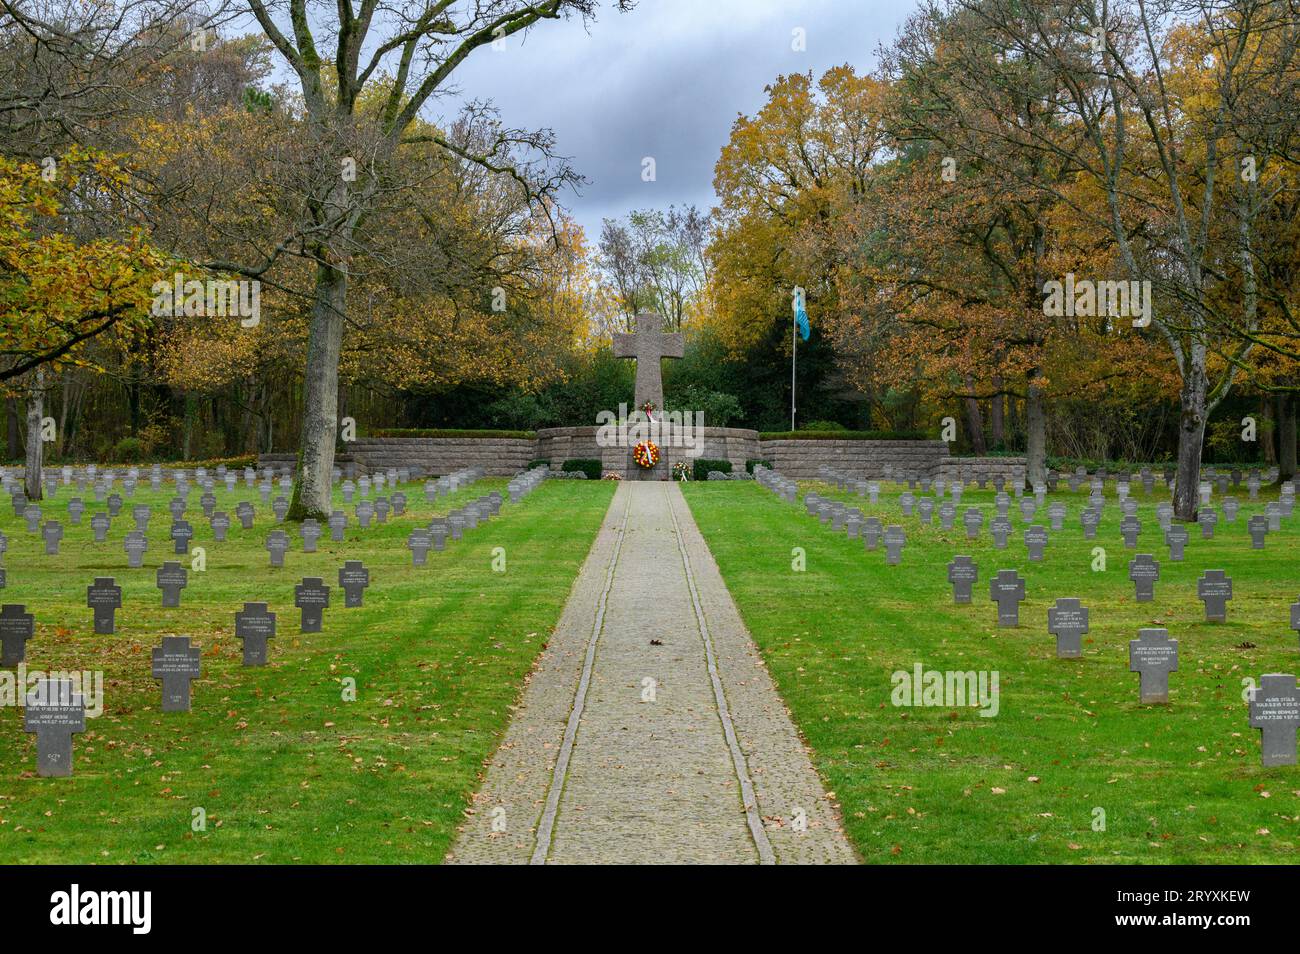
[793,292,810,341]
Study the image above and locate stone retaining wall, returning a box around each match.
[255,433,1015,481]
[759,439,950,480]
[257,438,535,477]
[938,456,1027,486]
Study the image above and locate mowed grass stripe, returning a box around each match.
[0,478,614,863]
[684,480,1299,864]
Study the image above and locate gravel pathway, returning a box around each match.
[446,481,855,865]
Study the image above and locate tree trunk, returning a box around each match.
[1025,373,1047,489]
[962,375,986,454]
[1279,393,1297,480]
[1172,354,1208,521]
[990,374,1004,448]
[24,366,45,499]
[287,259,347,520]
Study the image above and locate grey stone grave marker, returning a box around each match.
[234,602,276,666]
[170,519,193,555]
[300,518,321,553]
[124,530,147,567]
[883,525,906,565]
[429,519,449,551]
[1024,525,1048,561]
[408,528,432,565]
[210,511,230,541]
[1248,674,1300,767]
[236,501,255,530]
[917,498,934,524]
[1047,502,1066,531]
[990,516,1012,549]
[356,500,374,529]
[1120,514,1141,548]
[266,529,289,567]
[1047,597,1089,658]
[1156,503,1173,531]
[1128,554,1160,602]
[962,508,983,540]
[67,498,84,525]
[156,561,187,607]
[0,603,34,664]
[329,510,347,542]
[989,569,1026,626]
[87,577,121,634]
[1266,501,1282,532]
[41,520,63,555]
[152,635,201,712]
[947,555,977,604]
[1248,514,1268,549]
[24,678,84,777]
[339,561,370,607]
[1164,523,1188,562]
[1129,628,1178,704]
[294,577,330,632]
[1197,569,1232,622]
[862,517,882,551]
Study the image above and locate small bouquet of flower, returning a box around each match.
[672,460,691,482]
[602,472,622,480]
[632,440,660,469]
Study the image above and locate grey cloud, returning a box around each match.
[442,0,918,239]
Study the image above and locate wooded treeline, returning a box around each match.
[1,0,1296,519]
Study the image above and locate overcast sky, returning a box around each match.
[439,0,920,243]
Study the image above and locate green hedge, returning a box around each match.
[694,458,733,481]
[369,428,536,440]
[745,458,771,474]
[561,458,602,480]
[526,458,551,470]
[759,430,929,441]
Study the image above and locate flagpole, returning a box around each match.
[791,289,798,431]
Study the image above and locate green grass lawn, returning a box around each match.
[684,479,1300,864]
[0,476,613,863]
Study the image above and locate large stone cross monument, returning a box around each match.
[612,311,684,412]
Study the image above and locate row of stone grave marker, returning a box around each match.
[761,465,1300,766]
[0,462,479,528]
[792,479,1289,565]
[11,466,544,777]
[0,467,489,571]
[817,463,1281,498]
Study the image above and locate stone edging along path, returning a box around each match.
[447,481,856,865]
